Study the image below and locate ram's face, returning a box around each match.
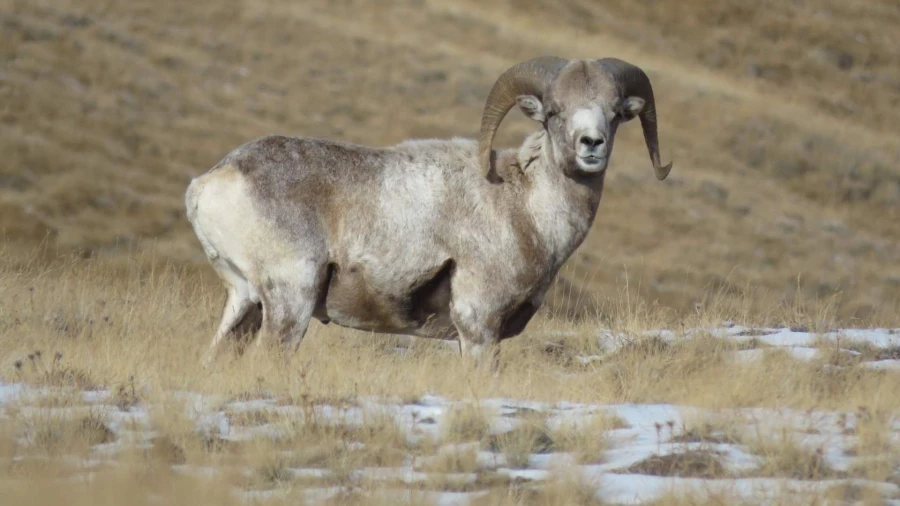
[515,62,645,175]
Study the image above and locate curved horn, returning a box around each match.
[595,58,673,180]
[478,56,570,180]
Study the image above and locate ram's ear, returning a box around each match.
[619,96,645,122]
[516,95,546,122]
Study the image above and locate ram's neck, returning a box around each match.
[508,131,606,268]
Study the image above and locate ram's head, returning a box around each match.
[479,57,672,180]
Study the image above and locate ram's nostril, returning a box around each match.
[579,136,605,149]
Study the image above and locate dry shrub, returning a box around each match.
[315,486,439,506]
[232,407,414,489]
[823,482,884,505]
[246,454,297,490]
[223,408,282,428]
[0,465,243,506]
[744,428,838,480]
[409,470,515,493]
[0,418,19,462]
[23,389,81,409]
[617,450,727,478]
[148,435,187,466]
[420,445,481,474]
[110,376,141,412]
[23,409,114,457]
[516,322,608,369]
[549,412,625,464]
[147,396,234,467]
[11,351,96,391]
[598,333,737,403]
[487,412,554,469]
[670,413,744,445]
[443,403,492,443]
[472,474,604,506]
[851,406,895,457]
[646,491,744,506]
[828,338,900,362]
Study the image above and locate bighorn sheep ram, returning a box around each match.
[186,56,672,370]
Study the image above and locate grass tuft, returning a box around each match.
[617,450,727,478]
[745,429,839,480]
[25,409,114,456]
[443,403,492,444]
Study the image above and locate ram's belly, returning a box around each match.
[322,258,456,339]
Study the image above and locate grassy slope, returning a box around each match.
[1,0,899,320]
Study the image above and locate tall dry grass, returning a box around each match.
[1,247,899,504]
[1,246,897,409]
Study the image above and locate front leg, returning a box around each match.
[458,337,500,373]
[450,291,502,374]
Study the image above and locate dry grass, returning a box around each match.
[9,350,96,391]
[487,413,554,469]
[146,395,235,466]
[236,408,415,489]
[644,491,752,506]
[670,411,751,447]
[471,475,606,506]
[823,483,887,506]
[850,406,896,458]
[0,251,897,500]
[618,450,728,479]
[485,410,625,468]
[744,428,838,480]
[20,409,115,457]
[0,468,245,506]
[2,251,898,411]
[550,413,625,465]
[443,403,493,443]
[420,444,481,474]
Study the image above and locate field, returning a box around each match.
[2,250,900,505]
[2,0,900,504]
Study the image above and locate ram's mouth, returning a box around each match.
[577,155,607,171]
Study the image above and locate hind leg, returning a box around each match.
[256,258,326,354]
[201,257,259,367]
[258,294,316,354]
[202,283,254,368]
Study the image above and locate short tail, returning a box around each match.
[185,177,219,260]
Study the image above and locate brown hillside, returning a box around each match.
[1,0,899,321]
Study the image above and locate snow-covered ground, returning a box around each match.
[560,323,900,371]
[2,325,899,505]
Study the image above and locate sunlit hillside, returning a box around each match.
[1,0,899,319]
